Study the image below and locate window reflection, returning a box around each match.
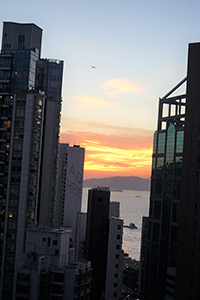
[176,131,184,153]
[175,157,183,177]
[153,131,157,154]
[152,157,156,177]
[155,178,162,197]
[165,124,175,176]
[158,132,166,154]
[156,157,164,175]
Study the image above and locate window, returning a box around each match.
[154,201,161,220]
[117,225,121,230]
[152,223,160,242]
[116,244,120,250]
[114,283,117,287]
[158,132,166,153]
[53,240,57,246]
[16,108,25,117]
[113,292,117,297]
[115,264,118,268]
[47,237,51,247]
[117,234,120,240]
[114,273,118,278]
[116,254,119,259]
[176,131,184,153]
[42,237,46,242]
[18,35,25,43]
[3,120,11,129]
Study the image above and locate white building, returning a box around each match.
[55,143,85,240]
[105,216,123,300]
[15,226,91,300]
[25,227,71,268]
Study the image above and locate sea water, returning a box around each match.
[81,188,150,261]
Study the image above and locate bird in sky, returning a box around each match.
[91,65,96,69]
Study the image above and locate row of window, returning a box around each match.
[42,237,58,246]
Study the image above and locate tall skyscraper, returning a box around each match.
[85,187,123,300]
[0,22,63,299]
[139,42,200,300]
[36,58,63,227]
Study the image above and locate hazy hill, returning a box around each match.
[83,176,150,191]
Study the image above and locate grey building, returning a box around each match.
[1,22,42,57]
[0,22,63,299]
[139,42,200,300]
[36,59,63,228]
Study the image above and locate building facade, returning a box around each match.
[85,187,123,300]
[139,42,200,300]
[55,143,85,240]
[15,227,92,300]
[0,22,63,299]
[36,58,63,227]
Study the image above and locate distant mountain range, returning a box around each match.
[83,176,150,191]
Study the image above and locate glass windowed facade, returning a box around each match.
[139,77,186,300]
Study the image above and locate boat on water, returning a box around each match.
[135,195,141,197]
[123,223,137,229]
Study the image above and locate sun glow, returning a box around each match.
[60,128,153,179]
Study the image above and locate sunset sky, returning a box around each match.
[1,0,200,179]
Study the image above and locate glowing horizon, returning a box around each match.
[60,124,153,180]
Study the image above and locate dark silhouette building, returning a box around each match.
[85,187,123,300]
[85,187,110,300]
[0,21,63,299]
[139,42,200,300]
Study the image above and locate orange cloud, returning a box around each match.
[71,95,118,106]
[60,118,153,143]
[60,128,153,180]
[101,78,145,97]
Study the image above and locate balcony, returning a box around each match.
[0,67,12,71]
[0,79,10,84]
[15,293,29,299]
[50,292,64,298]
[16,280,29,286]
[51,280,65,286]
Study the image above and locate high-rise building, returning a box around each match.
[139,42,200,300]
[55,143,85,240]
[0,21,63,299]
[36,58,63,227]
[85,187,123,300]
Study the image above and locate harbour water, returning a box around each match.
[81,188,150,261]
